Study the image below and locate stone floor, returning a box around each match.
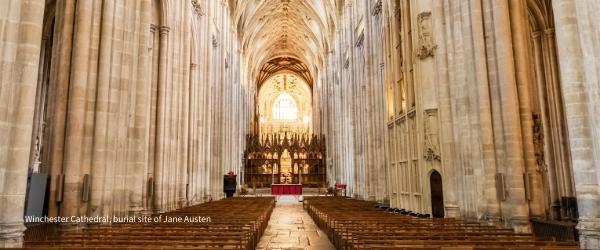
[256,196,336,250]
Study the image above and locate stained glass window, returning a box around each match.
[272,92,297,120]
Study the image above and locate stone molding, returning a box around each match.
[355,32,364,47]
[212,35,218,48]
[191,0,205,17]
[159,26,170,35]
[0,222,26,248]
[416,12,436,59]
[371,0,382,16]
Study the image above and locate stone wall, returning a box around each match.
[1,0,600,248]
[0,0,253,247]
[0,0,45,247]
[320,0,600,247]
[552,0,600,247]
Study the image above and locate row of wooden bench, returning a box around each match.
[22,197,275,249]
[303,197,580,250]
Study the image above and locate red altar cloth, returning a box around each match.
[271,184,302,195]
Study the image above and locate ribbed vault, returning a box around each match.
[231,0,337,86]
[257,57,313,89]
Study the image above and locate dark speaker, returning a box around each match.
[523,173,532,201]
[560,196,579,220]
[25,173,49,217]
[147,177,154,198]
[567,197,579,220]
[55,174,65,203]
[81,174,90,202]
[495,173,506,201]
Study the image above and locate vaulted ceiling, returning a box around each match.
[230,0,338,87]
[256,57,313,89]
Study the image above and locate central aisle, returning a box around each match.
[256,196,335,250]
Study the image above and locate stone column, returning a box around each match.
[469,0,501,220]
[153,25,170,212]
[130,0,152,216]
[179,30,191,208]
[189,62,198,204]
[509,0,545,218]
[0,0,45,247]
[552,0,600,248]
[46,0,76,219]
[199,15,209,202]
[490,0,530,233]
[60,0,98,220]
[371,1,388,202]
[363,8,376,200]
[541,30,575,202]
[203,17,213,201]
[29,34,50,172]
[145,23,159,212]
[89,0,115,218]
[531,31,560,216]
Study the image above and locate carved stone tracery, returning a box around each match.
[424,109,441,161]
[243,133,327,188]
[532,113,546,171]
[191,0,205,17]
[416,12,436,59]
[372,0,382,16]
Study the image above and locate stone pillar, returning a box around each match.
[130,0,152,216]
[542,29,575,201]
[199,14,209,202]
[60,0,97,220]
[89,0,115,218]
[490,0,530,233]
[552,0,600,248]
[189,62,198,204]
[371,1,388,202]
[153,25,170,212]
[509,0,545,218]
[364,7,376,201]
[432,1,460,218]
[531,31,560,217]
[46,0,76,219]
[29,34,50,173]
[0,0,45,247]
[469,0,501,221]
[179,29,191,208]
[145,23,159,212]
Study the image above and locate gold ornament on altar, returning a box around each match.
[280,172,292,184]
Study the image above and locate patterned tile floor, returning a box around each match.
[256,196,335,250]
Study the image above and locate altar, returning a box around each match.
[243,134,327,189]
[271,184,302,195]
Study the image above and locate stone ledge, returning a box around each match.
[577,217,600,249]
[0,222,26,248]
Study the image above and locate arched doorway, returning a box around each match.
[430,171,444,218]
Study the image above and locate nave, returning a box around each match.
[2,0,600,248]
[20,196,580,250]
[256,196,335,250]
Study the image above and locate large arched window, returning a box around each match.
[272,92,298,120]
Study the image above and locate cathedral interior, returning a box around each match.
[1,0,600,249]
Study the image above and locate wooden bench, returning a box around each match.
[23,197,275,250]
[303,197,580,250]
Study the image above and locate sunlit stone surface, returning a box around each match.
[1,0,600,248]
[257,196,335,250]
